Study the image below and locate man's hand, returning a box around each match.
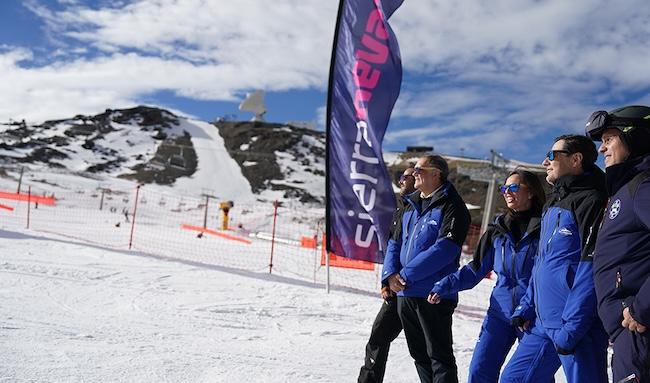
[387,273,406,293]
[511,316,531,332]
[622,307,647,333]
[427,293,441,304]
[380,286,393,300]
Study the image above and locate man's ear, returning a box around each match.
[572,152,584,169]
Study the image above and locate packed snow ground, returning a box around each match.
[0,228,575,382]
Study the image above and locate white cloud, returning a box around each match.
[3,0,650,162]
[2,0,337,122]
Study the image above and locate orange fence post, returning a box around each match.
[128,185,141,250]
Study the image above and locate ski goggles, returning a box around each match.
[585,110,650,141]
[499,183,522,194]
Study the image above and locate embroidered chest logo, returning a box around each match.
[558,228,573,236]
[427,219,438,226]
[609,199,621,220]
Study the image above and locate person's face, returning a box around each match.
[413,157,442,193]
[398,168,416,196]
[501,174,532,212]
[542,139,576,185]
[599,128,630,168]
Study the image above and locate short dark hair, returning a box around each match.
[554,134,598,171]
[506,169,546,215]
[423,154,449,182]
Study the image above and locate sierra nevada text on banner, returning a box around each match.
[326,0,404,263]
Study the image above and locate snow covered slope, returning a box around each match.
[0,106,327,204]
[0,228,577,382]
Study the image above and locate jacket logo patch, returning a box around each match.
[427,219,438,226]
[558,228,572,236]
[609,199,621,220]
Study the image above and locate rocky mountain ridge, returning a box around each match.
[0,106,326,204]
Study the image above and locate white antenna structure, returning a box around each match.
[238,90,267,122]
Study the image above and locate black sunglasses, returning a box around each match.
[545,150,571,161]
[585,110,650,141]
[413,166,439,175]
[399,174,414,183]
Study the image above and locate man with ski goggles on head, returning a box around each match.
[501,134,609,382]
[586,105,650,383]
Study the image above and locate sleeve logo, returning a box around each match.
[609,199,621,220]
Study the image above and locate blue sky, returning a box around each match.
[1,0,650,164]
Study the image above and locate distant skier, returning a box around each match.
[122,207,130,223]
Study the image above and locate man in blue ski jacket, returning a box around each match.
[382,155,471,383]
[586,105,650,383]
[501,135,609,383]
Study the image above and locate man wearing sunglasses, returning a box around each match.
[501,135,608,382]
[586,105,650,383]
[382,155,470,383]
[359,167,416,383]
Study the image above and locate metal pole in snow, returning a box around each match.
[269,201,279,274]
[203,195,209,229]
[326,239,330,294]
[26,185,31,229]
[128,185,141,250]
[99,189,105,211]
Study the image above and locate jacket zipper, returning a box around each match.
[404,214,421,264]
[501,241,507,280]
[520,244,532,276]
[544,211,562,255]
[511,243,517,310]
[536,213,560,323]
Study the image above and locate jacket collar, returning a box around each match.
[405,181,450,214]
[551,166,606,201]
[605,154,650,196]
[493,211,541,240]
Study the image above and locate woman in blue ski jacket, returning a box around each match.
[428,169,546,383]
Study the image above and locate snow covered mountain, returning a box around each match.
[0,106,325,204]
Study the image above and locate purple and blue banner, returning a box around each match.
[326,0,404,263]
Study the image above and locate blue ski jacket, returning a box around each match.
[512,169,607,352]
[381,181,471,298]
[594,155,650,340]
[431,213,540,323]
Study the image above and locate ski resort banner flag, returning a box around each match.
[326,0,403,263]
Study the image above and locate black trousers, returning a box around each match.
[397,296,458,383]
[358,295,403,383]
[612,329,650,383]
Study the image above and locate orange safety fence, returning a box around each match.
[0,203,14,211]
[319,235,376,271]
[300,236,318,249]
[320,251,376,271]
[181,224,252,245]
[0,191,56,206]
[0,181,493,314]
